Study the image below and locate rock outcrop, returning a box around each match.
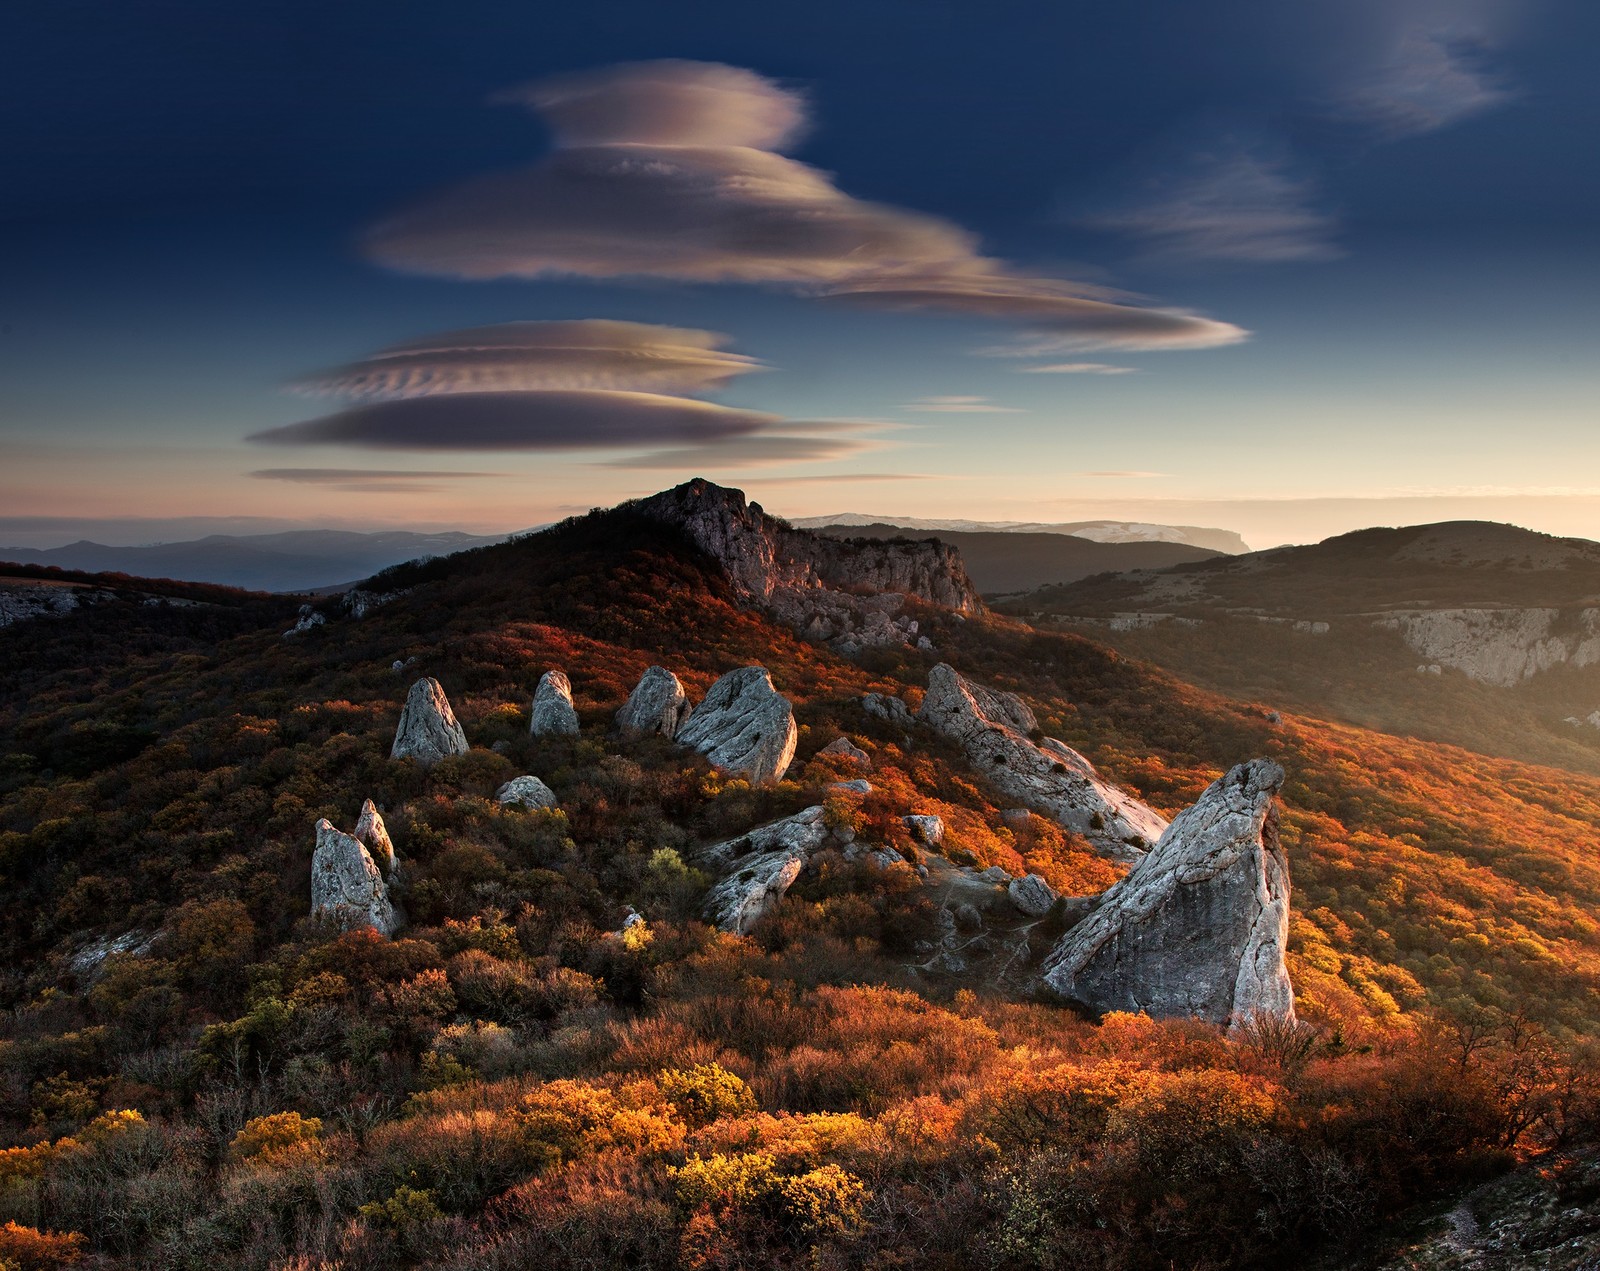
[530,670,580,736]
[817,736,870,768]
[353,799,397,878]
[312,818,399,936]
[635,479,980,654]
[1042,759,1294,1029]
[615,666,693,740]
[675,666,797,784]
[283,605,326,636]
[917,664,1168,860]
[1008,874,1057,917]
[391,677,469,768]
[700,806,852,933]
[862,693,915,729]
[1377,607,1600,687]
[497,775,559,810]
[903,814,945,845]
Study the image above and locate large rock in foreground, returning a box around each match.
[312,819,399,936]
[530,670,581,737]
[391,677,469,768]
[615,666,693,740]
[918,664,1167,860]
[675,666,797,784]
[1042,759,1294,1030]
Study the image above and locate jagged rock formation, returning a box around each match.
[917,664,1168,860]
[635,479,980,654]
[311,819,399,936]
[1008,874,1057,917]
[1042,759,1294,1029]
[817,736,870,767]
[1377,608,1600,686]
[862,693,915,729]
[283,605,325,636]
[675,666,797,784]
[700,806,853,933]
[530,670,581,736]
[391,677,469,768]
[353,799,397,878]
[343,588,404,619]
[615,666,693,740]
[497,775,559,810]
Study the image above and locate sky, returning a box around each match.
[2,0,1598,549]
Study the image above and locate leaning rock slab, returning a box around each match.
[497,775,559,810]
[353,799,397,878]
[391,677,469,768]
[312,819,399,936]
[615,666,693,740]
[700,806,846,933]
[918,664,1167,860]
[675,666,797,784]
[1042,760,1294,1030]
[531,670,580,737]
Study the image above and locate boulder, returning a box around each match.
[862,693,915,729]
[903,814,945,845]
[531,670,580,737]
[817,736,871,768]
[497,775,559,810]
[353,799,397,878]
[829,779,872,795]
[917,664,1167,860]
[283,605,325,637]
[312,819,399,936]
[1041,760,1295,1030]
[615,666,693,740]
[675,666,797,783]
[391,677,469,768]
[1008,874,1057,917]
[700,806,845,933]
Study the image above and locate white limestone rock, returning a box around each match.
[391,677,469,768]
[917,664,1168,860]
[1378,607,1600,687]
[615,666,693,740]
[353,799,398,878]
[1042,759,1295,1030]
[1008,874,1057,917]
[828,779,872,795]
[817,737,871,768]
[531,670,580,737]
[675,666,797,784]
[862,693,915,729]
[497,775,559,810]
[312,818,399,936]
[902,814,945,845]
[283,605,326,637]
[700,805,842,933]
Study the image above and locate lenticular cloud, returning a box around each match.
[249,320,777,452]
[363,60,1247,353]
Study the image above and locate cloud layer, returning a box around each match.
[364,60,1246,352]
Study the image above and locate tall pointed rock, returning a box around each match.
[615,666,693,741]
[353,798,397,879]
[531,670,581,737]
[391,677,469,768]
[311,819,399,936]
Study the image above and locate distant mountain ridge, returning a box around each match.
[792,513,1250,554]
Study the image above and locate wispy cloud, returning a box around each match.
[251,468,498,492]
[1334,20,1511,138]
[1021,362,1137,375]
[1075,470,1168,479]
[365,59,1246,353]
[901,395,1023,414]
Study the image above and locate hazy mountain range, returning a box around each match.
[793,513,1250,554]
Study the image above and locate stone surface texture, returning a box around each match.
[530,670,581,736]
[917,663,1168,860]
[353,799,397,877]
[675,666,797,783]
[615,666,693,740]
[312,818,399,936]
[1376,607,1600,687]
[497,775,559,809]
[390,677,469,768]
[700,806,854,933]
[1041,759,1294,1029]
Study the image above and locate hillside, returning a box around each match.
[1004,520,1600,775]
[793,513,1251,554]
[1,491,1597,1269]
[810,522,1222,595]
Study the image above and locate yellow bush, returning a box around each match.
[669,1152,779,1213]
[658,1063,756,1128]
[228,1111,323,1162]
[779,1163,867,1237]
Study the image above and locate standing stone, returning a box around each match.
[700,806,850,933]
[530,670,580,737]
[353,799,397,878]
[675,666,797,784]
[1042,760,1295,1030]
[1008,874,1057,917]
[615,666,693,740]
[312,819,398,936]
[391,677,469,768]
[496,775,559,810]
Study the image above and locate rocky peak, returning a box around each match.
[1042,759,1294,1030]
[390,677,470,768]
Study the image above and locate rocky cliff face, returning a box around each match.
[1377,607,1600,686]
[917,663,1168,860]
[635,479,981,653]
[675,666,798,784]
[391,677,469,768]
[311,818,399,936]
[1042,759,1294,1029]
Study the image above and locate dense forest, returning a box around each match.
[1,512,1597,1269]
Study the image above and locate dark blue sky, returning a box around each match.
[3,0,1597,545]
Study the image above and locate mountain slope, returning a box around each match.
[793,512,1250,554]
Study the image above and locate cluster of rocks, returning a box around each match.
[635,479,978,656]
[342,588,406,619]
[283,605,326,637]
[311,801,402,936]
[1378,607,1600,687]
